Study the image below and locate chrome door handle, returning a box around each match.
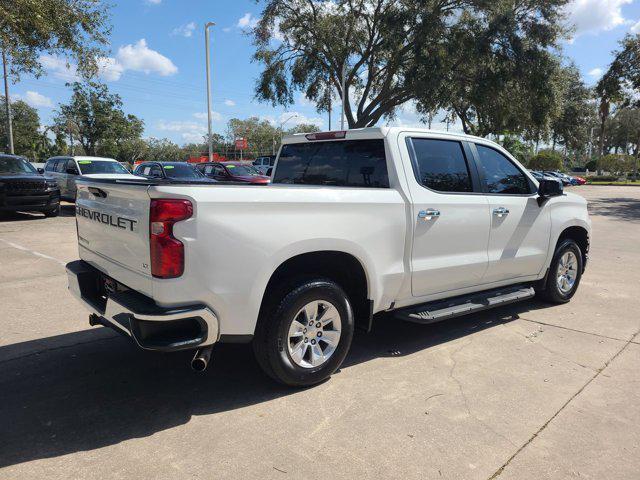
[418,209,440,220]
[493,207,509,217]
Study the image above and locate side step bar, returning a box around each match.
[395,285,535,325]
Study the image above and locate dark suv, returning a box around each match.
[0,154,61,217]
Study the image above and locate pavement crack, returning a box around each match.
[518,317,634,344]
[447,338,517,448]
[487,328,640,480]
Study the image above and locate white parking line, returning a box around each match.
[0,238,66,267]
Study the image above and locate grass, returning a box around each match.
[587,180,640,186]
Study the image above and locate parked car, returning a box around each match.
[543,171,577,186]
[253,155,276,175]
[66,127,590,387]
[529,170,561,184]
[44,156,138,201]
[0,154,60,217]
[573,176,587,185]
[133,161,217,183]
[196,161,270,184]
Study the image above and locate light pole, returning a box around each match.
[273,113,298,154]
[340,62,347,130]
[2,48,14,154]
[204,21,215,162]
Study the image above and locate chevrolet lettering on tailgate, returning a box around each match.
[76,205,138,232]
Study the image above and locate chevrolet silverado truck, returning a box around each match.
[65,127,590,386]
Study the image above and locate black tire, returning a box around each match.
[537,239,583,304]
[43,203,60,217]
[253,278,354,387]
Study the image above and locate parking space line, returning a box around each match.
[0,238,66,267]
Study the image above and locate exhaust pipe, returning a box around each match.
[191,346,213,372]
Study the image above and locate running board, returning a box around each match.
[395,285,535,325]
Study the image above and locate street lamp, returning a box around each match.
[204,21,215,162]
[273,113,298,154]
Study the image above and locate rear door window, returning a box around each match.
[273,139,389,188]
[408,138,473,193]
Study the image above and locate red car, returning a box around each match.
[196,162,270,184]
[573,176,587,185]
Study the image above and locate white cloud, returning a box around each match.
[39,54,79,81]
[40,40,177,82]
[116,39,178,76]
[631,20,640,33]
[172,22,196,38]
[193,111,222,122]
[237,13,259,29]
[588,67,604,78]
[263,112,324,129]
[157,117,222,142]
[224,99,236,107]
[97,57,125,81]
[564,0,632,38]
[222,27,232,33]
[15,91,53,108]
[145,0,161,4]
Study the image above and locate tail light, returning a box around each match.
[150,199,193,278]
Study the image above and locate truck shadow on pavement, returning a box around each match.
[0,299,549,468]
[587,196,640,221]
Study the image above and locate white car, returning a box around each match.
[66,127,591,386]
[253,155,275,175]
[43,156,139,201]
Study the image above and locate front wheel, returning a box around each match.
[43,203,60,217]
[537,239,583,304]
[253,278,354,387]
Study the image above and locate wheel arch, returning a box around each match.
[258,250,372,332]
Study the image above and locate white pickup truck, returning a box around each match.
[66,127,590,386]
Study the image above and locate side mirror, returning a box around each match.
[66,167,79,175]
[537,178,563,205]
[37,168,44,174]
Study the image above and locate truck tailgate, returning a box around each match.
[75,180,152,284]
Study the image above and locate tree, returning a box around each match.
[54,82,144,157]
[428,4,567,138]
[0,0,110,80]
[529,150,563,171]
[252,0,567,130]
[0,96,48,159]
[144,138,183,162]
[550,65,596,156]
[498,134,534,166]
[597,154,635,174]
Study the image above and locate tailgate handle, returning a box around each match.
[88,187,108,198]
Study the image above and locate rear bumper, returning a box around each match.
[66,260,219,351]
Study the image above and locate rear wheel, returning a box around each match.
[537,239,583,304]
[253,278,354,387]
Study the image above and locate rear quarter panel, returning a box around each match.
[148,184,407,336]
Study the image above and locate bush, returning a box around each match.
[584,159,597,171]
[528,150,563,171]
[588,175,620,182]
[597,154,635,174]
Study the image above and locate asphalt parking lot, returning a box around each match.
[1,185,639,479]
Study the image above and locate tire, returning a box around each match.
[537,239,583,304]
[43,204,60,217]
[253,278,354,387]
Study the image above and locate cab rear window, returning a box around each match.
[273,139,389,188]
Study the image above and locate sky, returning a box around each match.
[8,0,640,145]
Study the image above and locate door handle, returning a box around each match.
[418,209,440,220]
[493,207,509,217]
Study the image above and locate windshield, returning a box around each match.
[226,164,260,176]
[0,156,37,174]
[163,163,203,179]
[77,160,130,175]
